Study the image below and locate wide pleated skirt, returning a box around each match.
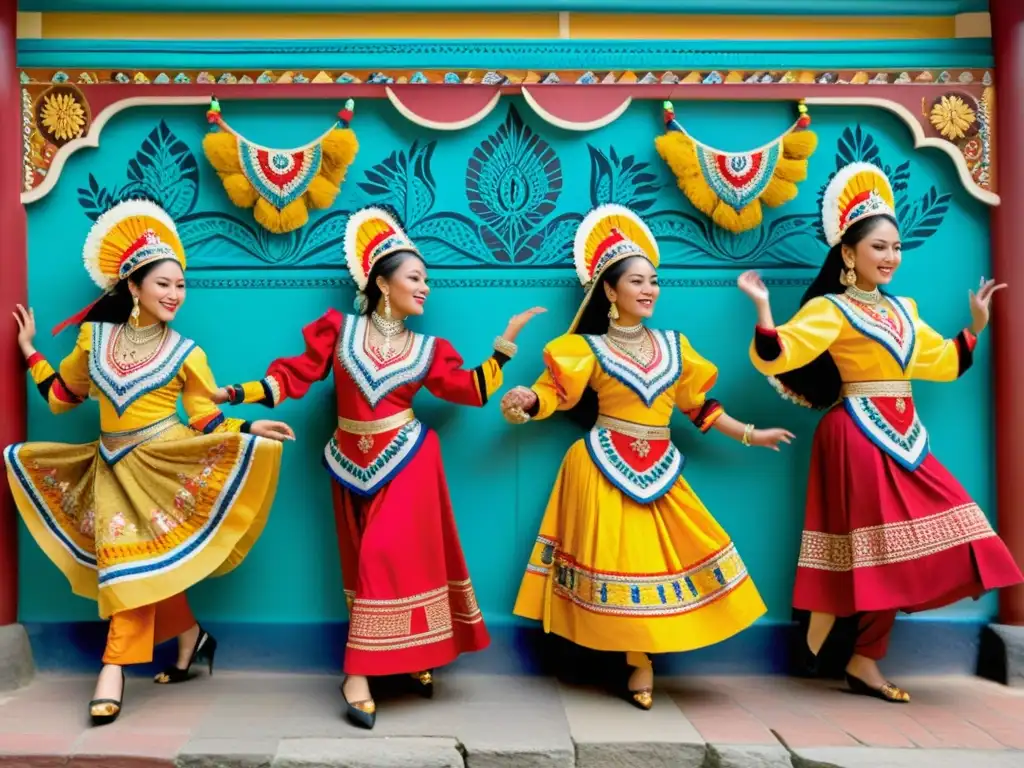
[513,438,766,654]
[4,423,282,619]
[332,428,490,676]
[794,405,1022,616]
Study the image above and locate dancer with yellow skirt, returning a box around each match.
[4,200,292,725]
[501,205,793,709]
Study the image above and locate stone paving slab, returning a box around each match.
[0,673,1022,767]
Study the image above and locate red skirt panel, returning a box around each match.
[332,429,490,676]
[794,405,1022,616]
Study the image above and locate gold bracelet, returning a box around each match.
[742,423,755,447]
[502,403,531,425]
[494,336,518,358]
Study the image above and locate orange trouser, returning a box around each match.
[102,593,196,666]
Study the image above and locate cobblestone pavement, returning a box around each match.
[1,672,1023,767]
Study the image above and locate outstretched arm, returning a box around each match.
[222,309,344,408]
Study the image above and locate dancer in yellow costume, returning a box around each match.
[502,205,793,709]
[4,200,292,726]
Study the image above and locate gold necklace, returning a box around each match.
[605,326,654,368]
[367,313,408,362]
[845,285,882,305]
[114,323,166,367]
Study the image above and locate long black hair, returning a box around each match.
[773,213,899,409]
[564,257,647,429]
[360,250,425,316]
[81,258,180,326]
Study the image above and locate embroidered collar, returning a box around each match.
[826,293,916,370]
[337,314,436,408]
[90,323,196,416]
[584,329,682,407]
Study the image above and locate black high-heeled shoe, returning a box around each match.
[89,668,125,726]
[154,626,217,684]
[845,673,911,703]
[618,658,653,711]
[409,670,434,699]
[341,677,376,729]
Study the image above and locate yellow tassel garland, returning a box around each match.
[655,101,818,234]
[202,98,359,235]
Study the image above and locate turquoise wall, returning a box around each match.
[20,97,995,632]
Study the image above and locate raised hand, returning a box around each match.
[13,305,37,358]
[249,420,296,442]
[751,427,795,452]
[969,276,1007,334]
[737,271,770,304]
[502,307,547,342]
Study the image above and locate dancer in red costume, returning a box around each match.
[739,162,1022,702]
[222,207,543,728]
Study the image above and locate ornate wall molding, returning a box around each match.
[17,38,993,71]
[19,85,999,207]
[185,274,814,289]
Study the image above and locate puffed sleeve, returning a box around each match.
[27,322,91,415]
[674,333,724,433]
[527,334,597,421]
[749,296,844,376]
[422,337,510,406]
[225,308,343,408]
[905,298,976,382]
[181,348,250,434]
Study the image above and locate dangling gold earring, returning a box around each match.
[383,293,392,320]
[844,266,857,287]
[608,302,620,321]
[130,295,140,328]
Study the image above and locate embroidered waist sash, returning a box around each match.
[99,415,181,465]
[841,381,928,471]
[323,410,424,497]
[585,414,683,504]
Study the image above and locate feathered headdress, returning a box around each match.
[568,205,659,332]
[822,162,896,247]
[344,206,421,310]
[53,200,186,335]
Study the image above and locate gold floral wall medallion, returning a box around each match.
[33,84,91,147]
[928,92,979,141]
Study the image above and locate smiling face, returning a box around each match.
[377,253,429,318]
[843,216,902,288]
[604,256,660,324]
[130,259,185,325]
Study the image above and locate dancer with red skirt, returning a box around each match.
[738,162,1022,702]
[222,207,543,728]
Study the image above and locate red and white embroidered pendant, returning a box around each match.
[239,142,322,211]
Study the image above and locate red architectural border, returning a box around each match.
[991,0,1024,627]
[0,0,25,626]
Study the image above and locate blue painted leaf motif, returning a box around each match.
[357,141,436,228]
[588,144,662,211]
[465,104,562,260]
[520,213,584,266]
[901,187,951,251]
[77,174,115,221]
[299,210,349,265]
[835,125,882,170]
[414,212,489,266]
[176,213,266,266]
[759,214,824,267]
[648,212,717,265]
[124,121,199,218]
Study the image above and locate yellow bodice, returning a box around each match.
[529,330,722,428]
[750,294,964,383]
[28,322,245,434]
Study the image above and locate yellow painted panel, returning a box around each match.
[40,12,561,39]
[569,14,956,40]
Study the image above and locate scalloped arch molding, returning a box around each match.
[20,93,999,207]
